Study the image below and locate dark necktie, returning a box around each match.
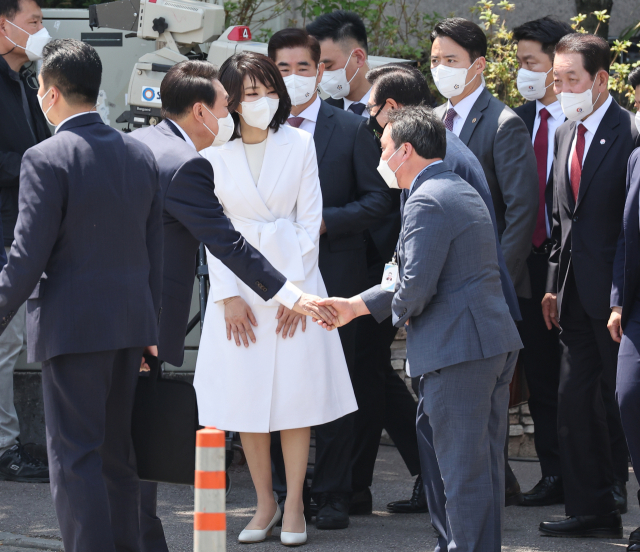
[348,102,366,116]
[570,124,588,203]
[288,117,305,128]
[532,108,551,247]
[444,107,457,132]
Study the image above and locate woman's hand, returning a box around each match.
[224,296,258,347]
[275,305,306,339]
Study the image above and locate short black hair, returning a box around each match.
[41,39,101,106]
[306,10,368,53]
[0,0,42,20]
[430,18,487,61]
[366,63,434,108]
[388,106,446,160]
[555,33,611,78]
[629,65,640,90]
[268,28,321,67]
[512,16,574,60]
[160,60,218,119]
[219,51,291,140]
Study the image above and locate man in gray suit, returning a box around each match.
[318,106,523,552]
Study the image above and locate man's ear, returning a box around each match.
[192,102,204,122]
[353,47,367,67]
[387,98,399,110]
[316,62,325,83]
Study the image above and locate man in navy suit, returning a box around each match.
[132,60,336,551]
[0,39,162,552]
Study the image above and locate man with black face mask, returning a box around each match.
[0,0,50,483]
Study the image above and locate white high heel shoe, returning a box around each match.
[238,505,282,544]
[280,519,307,546]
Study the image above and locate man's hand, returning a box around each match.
[541,293,560,330]
[224,296,258,347]
[140,345,158,372]
[319,219,327,235]
[608,307,623,343]
[275,305,305,338]
[315,296,369,330]
[292,293,337,326]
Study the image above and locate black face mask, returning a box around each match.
[368,108,386,141]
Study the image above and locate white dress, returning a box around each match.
[193,125,358,433]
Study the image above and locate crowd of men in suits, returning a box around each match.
[3,0,640,549]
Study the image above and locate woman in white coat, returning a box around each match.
[194,52,357,546]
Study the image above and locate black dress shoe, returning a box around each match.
[316,493,350,530]
[349,487,372,515]
[0,444,49,483]
[521,476,564,507]
[629,544,640,551]
[630,526,640,544]
[539,510,622,538]
[613,480,628,514]
[505,478,524,507]
[386,475,429,514]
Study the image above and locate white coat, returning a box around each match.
[193,126,358,432]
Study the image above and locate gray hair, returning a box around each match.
[387,106,446,160]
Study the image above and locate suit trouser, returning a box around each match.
[557,272,627,516]
[350,311,421,491]
[617,300,640,493]
[42,348,143,552]
[517,249,562,476]
[417,351,514,552]
[0,300,26,455]
[139,481,169,552]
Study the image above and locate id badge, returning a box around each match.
[381,263,399,292]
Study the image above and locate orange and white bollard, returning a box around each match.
[194,427,226,551]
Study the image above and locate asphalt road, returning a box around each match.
[0,444,637,551]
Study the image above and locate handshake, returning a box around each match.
[293,293,369,330]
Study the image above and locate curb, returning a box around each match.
[0,532,64,551]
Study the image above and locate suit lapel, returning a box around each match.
[256,129,292,204]
[458,89,489,146]
[575,101,620,211]
[314,101,336,165]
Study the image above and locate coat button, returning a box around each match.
[573,216,579,222]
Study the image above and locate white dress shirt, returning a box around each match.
[343,87,371,119]
[532,99,564,237]
[54,111,96,134]
[567,94,613,179]
[446,84,485,137]
[287,95,321,135]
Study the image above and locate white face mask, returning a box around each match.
[283,72,318,106]
[558,78,600,122]
[377,146,406,189]
[203,105,234,147]
[239,96,280,130]
[516,67,553,101]
[430,59,479,99]
[635,111,640,134]
[320,50,361,100]
[5,20,51,61]
[37,87,53,125]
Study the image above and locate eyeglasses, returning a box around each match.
[365,103,381,116]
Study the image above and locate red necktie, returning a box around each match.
[288,117,305,128]
[532,108,550,247]
[444,108,456,132]
[570,124,588,203]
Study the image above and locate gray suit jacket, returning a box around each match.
[435,88,538,298]
[362,163,522,376]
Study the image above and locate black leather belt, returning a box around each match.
[532,240,553,255]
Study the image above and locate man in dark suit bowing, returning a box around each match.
[0,39,163,552]
[268,28,391,529]
[539,33,640,538]
[131,60,337,551]
[511,17,573,507]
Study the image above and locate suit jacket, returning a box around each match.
[513,100,562,225]
[132,120,287,367]
[0,113,162,362]
[611,148,640,329]
[548,99,640,320]
[434,88,539,298]
[361,163,522,376]
[313,100,392,297]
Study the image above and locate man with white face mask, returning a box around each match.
[307,10,371,118]
[268,27,391,530]
[539,33,640,539]
[511,16,573,509]
[0,0,50,484]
